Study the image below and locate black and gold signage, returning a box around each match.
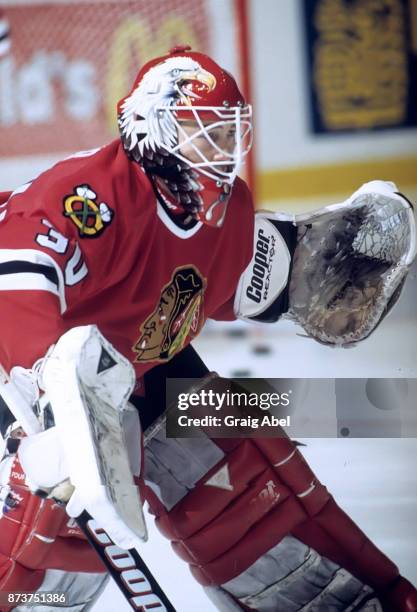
[303,0,417,132]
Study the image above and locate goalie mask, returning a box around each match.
[117,45,252,227]
[234,181,416,346]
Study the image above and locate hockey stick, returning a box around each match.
[76,510,176,611]
[0,365,177,612]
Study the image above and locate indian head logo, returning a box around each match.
[133,266,205,363]
[63,184,113,238]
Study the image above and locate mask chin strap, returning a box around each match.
[203,183,232,227]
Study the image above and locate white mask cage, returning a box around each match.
[155,104,253,183]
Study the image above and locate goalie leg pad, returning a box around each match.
[206,536,382,611]
[0,453,107,611]
[143,416,416,610]
[0,455,104,574]
[10,569,109,612]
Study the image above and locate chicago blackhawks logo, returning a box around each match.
[63,184,113,237]
[133,266,205,363]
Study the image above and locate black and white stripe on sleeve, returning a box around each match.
[0,249,67,312]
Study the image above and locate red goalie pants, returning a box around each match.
[143,420,417,612]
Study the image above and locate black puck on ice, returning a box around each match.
[226,328,249,339]
[231,369,253,377]
[251,344,272,355]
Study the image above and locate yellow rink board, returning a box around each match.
[258,155,417,212]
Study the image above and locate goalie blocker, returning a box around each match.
[234,180,416,345]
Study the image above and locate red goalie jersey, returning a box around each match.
[0,140,254,378]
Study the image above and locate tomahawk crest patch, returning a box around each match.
[133,266,206,363]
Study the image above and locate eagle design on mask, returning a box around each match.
[118,57,216,156]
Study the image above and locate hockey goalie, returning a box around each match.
[0,45,416,611]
